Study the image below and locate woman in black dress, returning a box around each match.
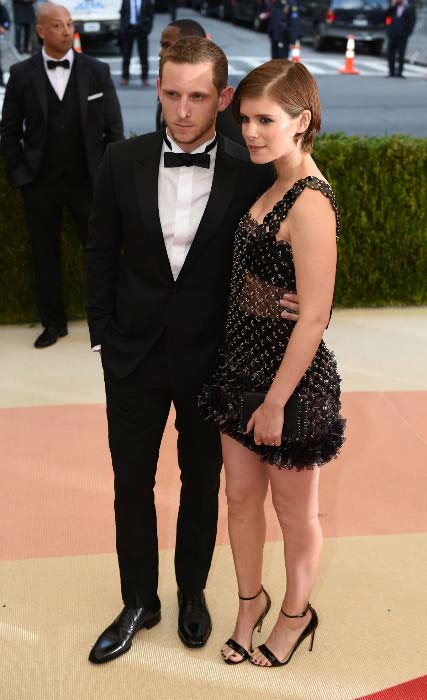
[199,60,346,667]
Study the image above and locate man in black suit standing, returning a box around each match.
[1,3,123,348]
[85,36,296,664]
[12,0,35,54]
[386,0,416,78]
[119,0,154,86]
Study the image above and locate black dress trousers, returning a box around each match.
[387,32,409,76]
[104,333,223,609]
[21,175,92,329]
[121,25,149,80]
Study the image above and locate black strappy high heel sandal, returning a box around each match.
[222,586,271,665]
[250,602,318,667]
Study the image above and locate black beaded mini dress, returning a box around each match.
[199,175,346,469]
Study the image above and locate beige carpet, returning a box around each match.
[1,536,427,700]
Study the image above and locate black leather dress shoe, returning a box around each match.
[177,590,212,648]
[88,602,161,664]
[34,326,68,348]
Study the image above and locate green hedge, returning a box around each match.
[0,134,426,324]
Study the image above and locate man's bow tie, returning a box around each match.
[163,132,217,170]
[164,151,211,169]
[47,59,70,70]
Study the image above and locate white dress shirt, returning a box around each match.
[396,1,408,17]
[42,47,74,101]
[129,0,141,24]
[159,131,217,281]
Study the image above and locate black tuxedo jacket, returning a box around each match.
[85,131,275,389]
[0,50,124,188]
[387,4,416,36]
[120,0,154,33]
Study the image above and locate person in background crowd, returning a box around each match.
[386,0,416,78]
[268,0,299,59]
[0,1,11,86]
[0,4,123,348]
[169,0,177,21]
[156,18,245,145]
[119,0,154,86]
[12,0,35,53]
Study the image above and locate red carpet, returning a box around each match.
[356,675,427,700]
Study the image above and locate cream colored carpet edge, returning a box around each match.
[1,534,427,700]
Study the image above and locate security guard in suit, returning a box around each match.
[268,0,299,59]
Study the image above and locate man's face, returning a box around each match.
[158,61,223,151]
[159,26,182,59]
[36,7,74,56]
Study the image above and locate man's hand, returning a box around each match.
[0,28,7,35]
[279,292,299,321]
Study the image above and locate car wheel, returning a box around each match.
[200,0,209,16]
[313,28,326,51]
[369,40,383,56]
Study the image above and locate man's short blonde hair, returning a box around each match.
[159,36,228,95]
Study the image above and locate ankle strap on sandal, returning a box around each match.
[238,585,265,601]
[281,602,312,618]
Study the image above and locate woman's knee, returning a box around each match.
[272,493,319,532]
[226,483,266,517]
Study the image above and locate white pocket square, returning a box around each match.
[88,92,103,101]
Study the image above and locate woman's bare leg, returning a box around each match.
[251,465,322,666]
[221,434,270,662]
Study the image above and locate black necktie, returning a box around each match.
[163,134,217,169]
[47,59,70,70]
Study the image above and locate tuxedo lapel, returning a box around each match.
[133,135,174,283]
[31,53,47,121]
[74,53,90,128]
[177,140,240,282]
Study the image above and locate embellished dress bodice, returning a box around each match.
[199,176,346,469]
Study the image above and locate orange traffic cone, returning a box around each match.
[290,40,301,63]
[338,35,360,75]
[73,32,82,53]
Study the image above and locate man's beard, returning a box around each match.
[168,114,217,148]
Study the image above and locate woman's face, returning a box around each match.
[239,95,309,164]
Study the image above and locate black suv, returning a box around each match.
[230,0,270,31]
[298,0,389,54]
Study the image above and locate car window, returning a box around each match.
[332,0,388,9]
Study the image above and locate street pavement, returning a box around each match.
[1,8,426,136]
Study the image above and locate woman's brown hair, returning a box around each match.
[232,59,321,153]
[159,37,228,95]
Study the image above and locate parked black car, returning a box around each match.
[231,0,271,31]
[298,0,388,54]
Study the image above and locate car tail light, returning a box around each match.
[326,9,335,24]
[385,16,392,25]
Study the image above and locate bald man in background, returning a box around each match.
[0,3,123,348]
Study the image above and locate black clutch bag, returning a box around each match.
[239,391,300,440]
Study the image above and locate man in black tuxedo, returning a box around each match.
[119,0,154,86]
[386,0,416,78]
[0,4,123,348]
